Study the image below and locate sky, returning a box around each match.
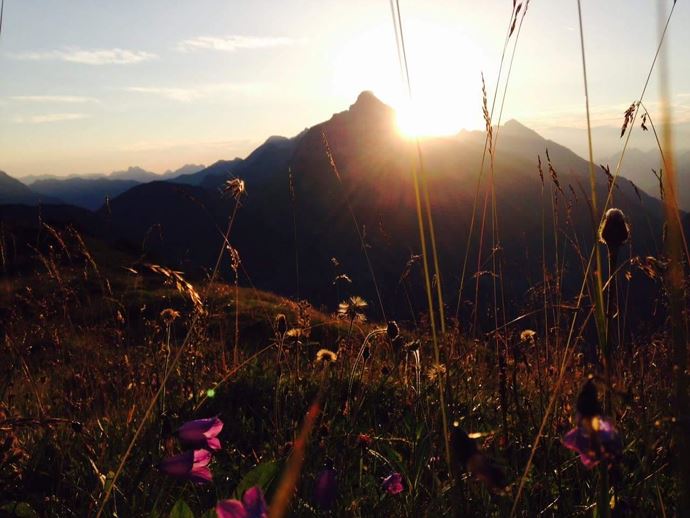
[0,0,688,178]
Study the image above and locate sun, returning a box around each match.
[331,19,486,137]
[395,98,472,138]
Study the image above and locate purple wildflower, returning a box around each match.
[216,486,268,518]
[562,415,621,469]
[158,449,212,484]
[177,416,224,451]
[313,466,337,510]
[561,380,622,469]
[382,472,404,495]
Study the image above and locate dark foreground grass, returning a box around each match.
[0,244,683,517]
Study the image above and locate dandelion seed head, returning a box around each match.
[520,329,536,342]
[315,349,337,364]
[160,308,181,326]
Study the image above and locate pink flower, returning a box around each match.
[178,416,224,451]
[216,486,268,518]
[158,449,213,484]
[382,472,404,495]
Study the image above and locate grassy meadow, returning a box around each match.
[1,2,689,517]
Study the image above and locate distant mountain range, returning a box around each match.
[0,170,52,205]
[1,92,686,329]
[5,164,207,210]
[602,148,690,211]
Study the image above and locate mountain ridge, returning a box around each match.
[98,92,681,328]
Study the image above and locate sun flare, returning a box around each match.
[395,99,471,138]
[332,20,486,138]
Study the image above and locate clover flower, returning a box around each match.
[382,472,404,495]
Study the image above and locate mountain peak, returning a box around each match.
[349,90,390,114]
[502,119,543,140]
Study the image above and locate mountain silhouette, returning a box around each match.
[13,165,208,210]
[99,92,679,329]
[0,171,43,205]
[31,176,141,211]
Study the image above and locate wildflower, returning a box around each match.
[357,433,373,447]
[561,379,622,469]
[520,329,536,342]
[160,308,181,326]
[599,208,630,250]
[157,449,212,484]
[451,422,507,494]
[427,363,447,382]
[216,486,267,518]
[315,349,337,364]
[313,464,337,510]
[382,472,404,495]
[177,416,223,451]
[338,296,367,323]
[223,178,246,200]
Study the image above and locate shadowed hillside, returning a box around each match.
[100,92,681,332]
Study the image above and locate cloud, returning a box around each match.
[177,35,292,53]
[11,48,156,65]
[14,113,90,124]
[10,95,99,103]
[124,83,267,102]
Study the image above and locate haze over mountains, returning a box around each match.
[6,164,206,210]
[602,148,690,211]
[1,91,687,328]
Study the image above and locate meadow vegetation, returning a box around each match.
[1,1,689,517]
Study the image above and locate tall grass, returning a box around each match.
[656,3,690,514]
[1,2,689,517]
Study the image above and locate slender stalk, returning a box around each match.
[391,0,451,474]
[656,3,690,514]
[576,3,610,515]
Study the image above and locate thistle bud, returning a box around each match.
[599,208,630,250]
[576,378,602,418]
